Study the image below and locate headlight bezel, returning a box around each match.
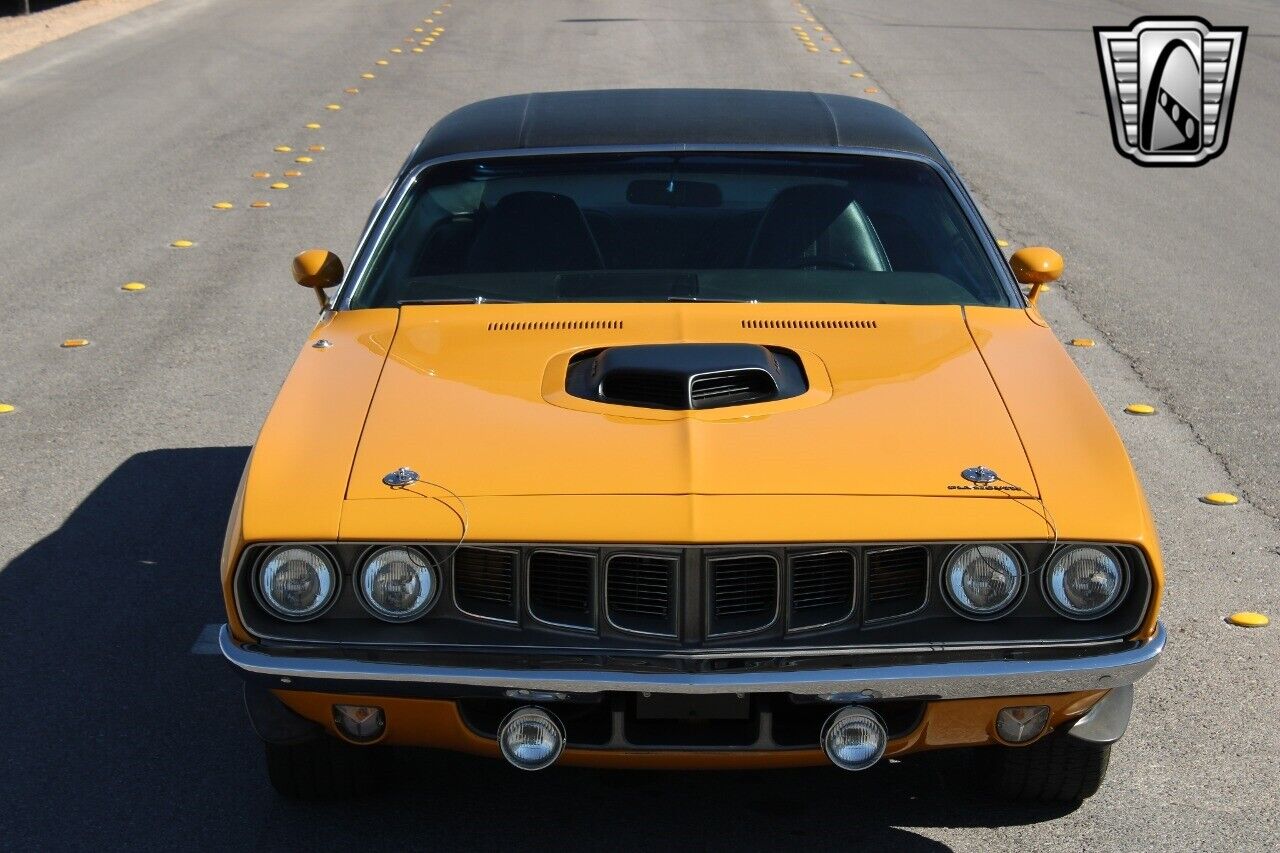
[254,544,342,622]
[938,543,1027,621]
[1041,545,1130,621]
[355,544,442,623]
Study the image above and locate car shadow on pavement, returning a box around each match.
[0,447,1076,849]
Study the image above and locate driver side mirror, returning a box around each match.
[1008,247,1063,304]
[292,249,345,308]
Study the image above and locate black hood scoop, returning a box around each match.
[565,343,808,411]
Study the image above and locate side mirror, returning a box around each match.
[292,249,345,308]
[1008,247,1063,304]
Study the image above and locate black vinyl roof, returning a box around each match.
[406,89,946,170]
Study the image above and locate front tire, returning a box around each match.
[264,738,386,799]
[989,731,1111,804]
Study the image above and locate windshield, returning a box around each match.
[349,153,1013,308]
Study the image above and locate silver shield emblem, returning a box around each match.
[1095,16,1247,166]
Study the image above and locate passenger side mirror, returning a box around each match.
[292,249,345,308]
[1009,247,1063,304]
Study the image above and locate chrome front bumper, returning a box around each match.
[219,622,1164,702]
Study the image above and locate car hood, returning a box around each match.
[343,303,1038,499]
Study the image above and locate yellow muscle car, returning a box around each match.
[219,89,1163,802]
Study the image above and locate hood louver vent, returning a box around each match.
[489,320,623,331]
[566,343,807,411]
[741,319,877,329]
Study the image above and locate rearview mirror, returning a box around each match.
[1009,247,1063,304]
[292,249,345,308]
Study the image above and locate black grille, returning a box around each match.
[453,548,517,622]
[528,550,595,630]
[707,555,779,637]
[600,370,687,409]
[689,370,777,409]
[865,547,928,621]
[789,550,855,631]
[606,554,678,637]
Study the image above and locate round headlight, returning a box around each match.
[1045,546,1126,618]
[943,544,1023,618]
[358,546,439,622]
[258,545,338,620]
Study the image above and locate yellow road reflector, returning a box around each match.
[252,171,270,178]
[814,25,824,31]
[376,59,389,66]
[839,58,852,64]
[791,25,803,30]
[308,145,325,152]
[212,201,233,210]
[295,156,314,163]
[284,169,302,177]
[0,403,14,414]
[831,47,843,52]
[171,239,194,248]
[270,182,289,190]
[345,87,360,94]
[412,47,424,53]
[806,47,819,52]
[390,48,403,54]
[61,338,90,348]
[414,27,424,32]
[433,27,444,33]
[361,72,376,79]
[422,38,434,44]
[1201,492,1240,506]
[1227,611,1269,627]
[1070,338,1096,348]
[851,71,865,78]
[995,238,1009,247]
[1124,403,1156,416]
[864,86,880,94]
[433,9,442,13]
[274,145,292,153]
[250,201,271,209]
[305,122,321,129]
[325,103,341,110]
[122,282,147,292]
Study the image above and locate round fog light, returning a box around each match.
[996,705,1050,744]
[821,706,887,771]
[332,704,385,743]
[498,706,565,771]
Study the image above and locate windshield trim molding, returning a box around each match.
[334,144,1023,312]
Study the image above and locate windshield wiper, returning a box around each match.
[666,296,755,303]
[399,296,526,305]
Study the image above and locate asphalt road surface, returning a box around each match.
[1,1,1277,849]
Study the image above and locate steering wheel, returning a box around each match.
[779,256,861,271]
